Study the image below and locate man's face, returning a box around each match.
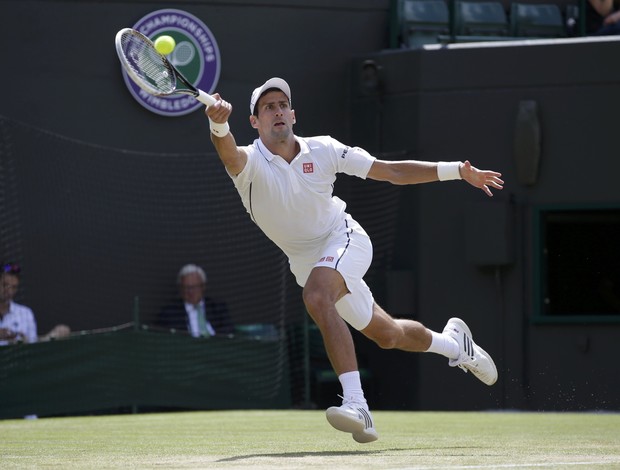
[179,272,206,305]
[251,90,295,141]
[0,273,19,304]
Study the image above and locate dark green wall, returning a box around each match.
[350,37,620,411]
[0,0,389,153]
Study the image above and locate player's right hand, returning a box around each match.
[205,93,232,124]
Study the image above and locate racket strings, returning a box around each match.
[119,31,176,95]
[170,42,195,67]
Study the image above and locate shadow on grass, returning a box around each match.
[217,447,478,462]
[217,449,396,462]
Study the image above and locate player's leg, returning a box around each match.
[302,266,378,443]
[299,218,382,443]
[360,304,436,352]
[361,303,498,386]
[302,266,358,376]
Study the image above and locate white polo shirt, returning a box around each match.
[0,301,38,345]
[232,135,376,259]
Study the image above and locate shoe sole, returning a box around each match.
[448,317,498,386]
[326,407,365,433]
[353,429,379,443]
[326,407,379,443]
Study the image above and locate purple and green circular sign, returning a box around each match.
[122,9,221,117]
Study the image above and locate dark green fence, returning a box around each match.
[0,328,291,419]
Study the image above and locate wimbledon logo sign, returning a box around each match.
[122,9,221,117]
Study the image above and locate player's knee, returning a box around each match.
[302,287,330,318]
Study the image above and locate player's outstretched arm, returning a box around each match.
[205,94,247,176]
[367,159,503,196]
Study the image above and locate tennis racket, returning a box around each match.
[115,28,216,107]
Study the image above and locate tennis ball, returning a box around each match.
[154,35,176,55]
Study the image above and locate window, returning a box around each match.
[535,206,620,322]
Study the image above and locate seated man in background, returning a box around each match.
[0,263,37,345]
[0,262,70,345]
[157,264,234,337]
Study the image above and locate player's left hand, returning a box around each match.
[460,160,504,197]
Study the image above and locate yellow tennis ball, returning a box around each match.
[154,35,176,55]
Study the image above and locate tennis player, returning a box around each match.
[205,78,504,443]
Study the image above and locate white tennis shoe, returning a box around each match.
[326,398,378,443]
[443,317,498,386]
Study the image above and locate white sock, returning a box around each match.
[426,330,460,360]
[339,370,366,404]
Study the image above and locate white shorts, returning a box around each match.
[289,216,375,330]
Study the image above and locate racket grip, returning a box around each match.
[196,90,217,106]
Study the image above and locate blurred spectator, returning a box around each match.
[157,264,234,337]
[0,263,37,345]
[0,262,70,345]
[586,0,620,35]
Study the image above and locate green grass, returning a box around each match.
[1,410,619,469]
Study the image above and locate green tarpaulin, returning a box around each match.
[0,329,291,419]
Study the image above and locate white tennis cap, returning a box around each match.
[250,77,291,115]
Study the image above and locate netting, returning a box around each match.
[0,115,404,412]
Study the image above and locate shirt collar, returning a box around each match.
[184,300,204,311]
[256,136,310,162]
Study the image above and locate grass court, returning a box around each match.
[1,410,619,469]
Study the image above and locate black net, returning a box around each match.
[0,115,404,413]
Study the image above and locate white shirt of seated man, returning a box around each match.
[0,271,37,346]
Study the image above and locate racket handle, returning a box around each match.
[196,89,217,106]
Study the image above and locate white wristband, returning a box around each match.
[437,161,462,181]
[209,119,230,137]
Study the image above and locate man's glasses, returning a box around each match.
[2,263,21,275]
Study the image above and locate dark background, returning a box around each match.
[1,0,619,412]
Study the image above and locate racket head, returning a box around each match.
[115,28,177,97]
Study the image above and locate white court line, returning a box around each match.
[397,461,620,470]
